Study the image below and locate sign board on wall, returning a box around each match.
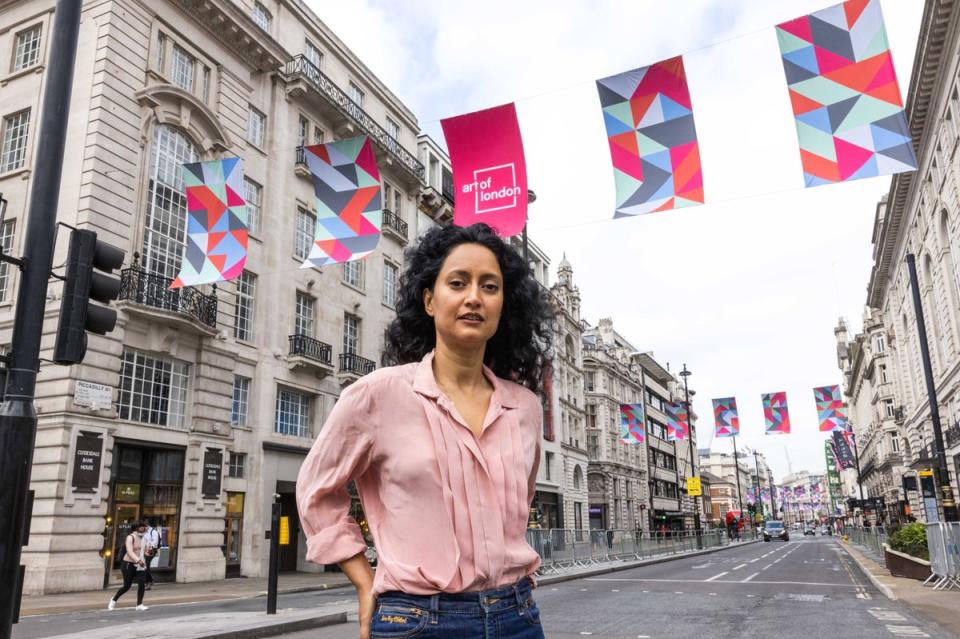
[201,448,223,499]
[687,476,702,496]
[71,431,104,492]
[73,381,113,410]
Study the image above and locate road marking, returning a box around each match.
[611,589,620,592]
[742,572,759,582]
[637,635,651,638]
[732,563,748,571]
[869,610,906,622]
[586,577,860,587]
[709,593,717,596]
[705,571,729,581]
[885,625,929,637]
[750,558,760,563]
[579,633,593,636]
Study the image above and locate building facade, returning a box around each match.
[699,451,751,524]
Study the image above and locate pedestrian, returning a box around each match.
[143,519,160,590]
[107,520,149,611]
[297,223,553,639]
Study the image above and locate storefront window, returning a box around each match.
[224,492,244,570]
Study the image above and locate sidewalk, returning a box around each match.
[844,541,960,637]
[19,572,353,617]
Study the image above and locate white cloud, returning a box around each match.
[308,0,924,481]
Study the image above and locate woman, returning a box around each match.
[107,520,149,611]
[297,223,553,638]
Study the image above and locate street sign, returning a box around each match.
[687,476,701,496]
[919,469,934,477]
[279,516,290,546]
[71,431,103,492]
[73,381,113,410]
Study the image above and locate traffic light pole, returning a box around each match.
[0,2,81,636]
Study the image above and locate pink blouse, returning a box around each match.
[296,350,542,595]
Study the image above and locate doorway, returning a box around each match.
[278,492,300,572]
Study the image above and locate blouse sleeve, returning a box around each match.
[296,380,375,566]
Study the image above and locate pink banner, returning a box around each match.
[440,103,528,237]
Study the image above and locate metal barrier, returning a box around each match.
[924,522,960,591]
[524,529,728,575]
[846,526,889,564]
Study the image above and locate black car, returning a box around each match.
[763,520,789,542]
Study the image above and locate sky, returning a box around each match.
[307,0,924,481]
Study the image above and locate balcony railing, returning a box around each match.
[288,334,333,366]
[339,352,376,377]
[441,171,456,205]
[296,145,307,166]
[284,55,425,184]
[119,264,217,329]
[382,209,408,239]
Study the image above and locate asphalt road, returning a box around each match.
[279,536,952,639]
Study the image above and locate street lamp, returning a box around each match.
[522,189,536,264]
[753,449,765,522]
[679,364,702,547]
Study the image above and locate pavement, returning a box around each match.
[843,538,960,637]
[12,538,756,639]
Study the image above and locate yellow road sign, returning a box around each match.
[279,516,290,546]
[919,470,934,477]
[687,476,702,496]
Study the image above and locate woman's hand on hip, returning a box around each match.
[357,586,376,639]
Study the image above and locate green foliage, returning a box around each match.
[888,523,928,560]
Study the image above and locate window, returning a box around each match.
[298,115,309,147]
[1,110,31,173]
[386,118,399,140]
[349,82,364,107]
[585,372,595,392]
[586,403,596,429]
[117,349,189,428]
[233,271,255,341]
[143,125,197,279]
[383,183,394,211]
[305,40,323,68]
[313,126,324,145]
[170,44,195,92]
[545,451,554,481]
[879,363,888,384]
[890,432,900,453]
[645,389,665,412]
[342,260,364,289]
[244,178,262,235]
[383,261,398,306]
[252,2,272,31]
[201,66,211,102]
[343,313,359,355]
[295,208,314,259]
[156,32,166,70]
[13,25,42,71]
[231,376,250,427]
[275,388,311,437]
[884,399,896,419]
[393,189,402,217]
[246,106,265,147]
[0,220,15,301]
[227,452,246,478]
[875,334,886,353]
[295,291,314,336]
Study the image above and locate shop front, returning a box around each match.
[532,491,563,530]
[106,442,185,583]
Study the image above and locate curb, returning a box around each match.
[538,539,762,586]
[841,542,897,600]
[192,611,347,639]
[256,581,355,597]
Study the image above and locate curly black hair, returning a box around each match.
[384,223,554,395]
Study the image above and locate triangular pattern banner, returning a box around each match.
[172,158,248,289]
[762,391,791,434]
[620,403,646,444]
[814,384,849,432]
[665,400,689,441]
[596,56,705,218]
[712,397,740,438]
[300,135,382,268]
[775,0,917,186]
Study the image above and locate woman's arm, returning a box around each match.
[124,534,135,561]
[340,552,376,638]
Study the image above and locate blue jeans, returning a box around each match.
[371,576,544,639]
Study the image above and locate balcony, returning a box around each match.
[288,334,334,377]
[382,209,408,243]
[338,352,376,384]
[283,55,425,187]
[118,264,217,333]
[295,146,310,179]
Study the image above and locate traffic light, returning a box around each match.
[53,229,124,364]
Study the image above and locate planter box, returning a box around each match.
[883,544,932,581]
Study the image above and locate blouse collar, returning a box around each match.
[413,350,519,409]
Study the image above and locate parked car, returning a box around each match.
[763,520,789,542]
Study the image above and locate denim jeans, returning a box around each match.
[371,576,544,639]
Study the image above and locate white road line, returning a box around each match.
[732,563,748,571]
[742,572,759,582]
[750,558,760,563]
[705,572,729,582]
[761,564,772,571]
[585,577,860,587]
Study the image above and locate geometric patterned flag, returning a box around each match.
[814,384,849,432]
[775,0,916,186]
[712,397,740,438]
[762,391,791,434]
[596,56,704,217]
[620,403,646,444]
[299,135,381,268]
[172,158,248,288]
[794,486,806,497]
[665,400,689,441]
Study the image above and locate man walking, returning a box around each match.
[143,519,160,590]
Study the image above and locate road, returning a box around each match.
[280,536,950,639]
[13,537,951,639]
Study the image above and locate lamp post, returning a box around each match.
[522,190,536,264]
[679,364,702,547]
[732,437,745,538]
[753,450,765,523]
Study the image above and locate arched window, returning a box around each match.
[143,125,197,280]
[252,2,272,31]
[573,465,583,490]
